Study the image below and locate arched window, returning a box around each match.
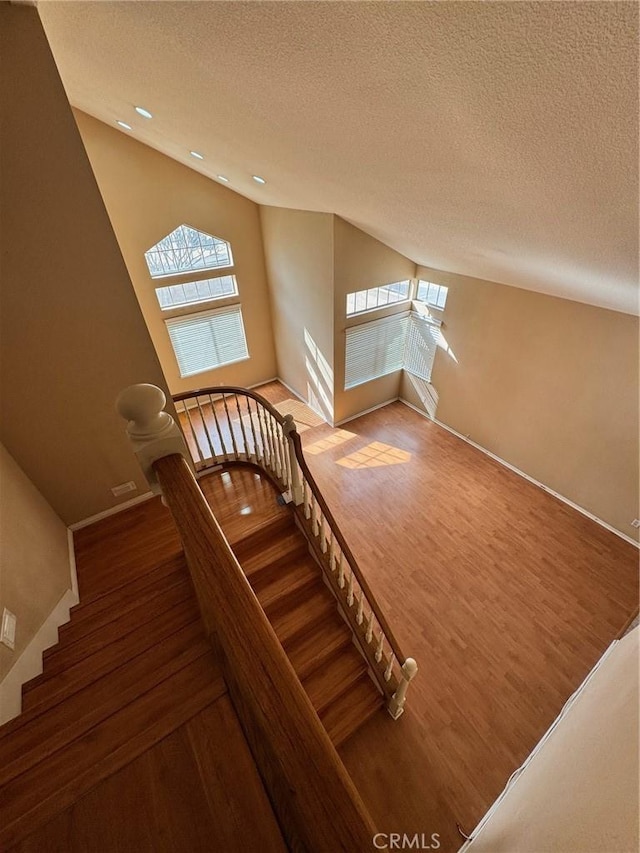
[144,224,233,278]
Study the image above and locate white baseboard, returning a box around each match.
[334,397,400,427]
[0,582,80,725]
[398,398,639,549]
[69,491,155,531]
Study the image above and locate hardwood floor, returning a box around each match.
[254,381,639,851]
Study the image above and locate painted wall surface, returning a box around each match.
[333,217,417,424]
[259,207,335,421]
[75,111,277,395]
[0,5,171,526]
[418,265,640,540]
[0,444,71,680]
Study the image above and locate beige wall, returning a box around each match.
[0,444,71,679]
[333,217,416,423]
[75,111,277,395]
[259,207,335,421]
[0,5,171,526]
[417,265,639,540]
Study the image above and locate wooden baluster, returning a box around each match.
[234,393,249,459]
[338,553,345,588]
[221,393,238,460]
[387,658,418,719]
[196,396,215,463]
[208,393,227,461]
[246,396,260,463]
[365,609,374,643]
[184,401,205,465]
[356,590,364,625]
[375,631,384,662]
[347,570,354,606]
[384,653,396,682]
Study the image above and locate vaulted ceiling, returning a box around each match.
[38,0,638,315]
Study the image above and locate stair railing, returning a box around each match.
[117,384,377,852]
[173,385,417,719]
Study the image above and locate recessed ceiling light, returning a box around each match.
[134,106,153,119]
[252,175,266,184]
[116,120,132,130]
[190,151,204,160]
[217,175,230,183]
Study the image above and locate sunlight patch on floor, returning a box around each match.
[336,441,411,469]
[304,429,357,456]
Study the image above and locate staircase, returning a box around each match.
[0,472,382,848]
[225,506,384,747]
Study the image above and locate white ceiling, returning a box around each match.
[38,1,638,315]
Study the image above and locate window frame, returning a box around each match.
[345,280,412,318]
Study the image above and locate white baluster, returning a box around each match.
[387,658,418,720]
[303,478,311,519]
[384,653,396,682]
[234,394,249,458]
[328,533,336,571]
[221,393,238,460]
[208,394,227,461]
[310,493,319,536]
[365,609,374,643]
[196,397,215,462]
[319,515,327,552]
[375,631,384,662]
[246,397,260,462]
[347,570,354,606]
[183,401,205,465]
[338,553,345,588]
[282,414,303,505]
[356,591,364,625]
[116,383,188,495]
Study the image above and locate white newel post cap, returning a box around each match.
[116,383,174,440]
[116,383,188,495]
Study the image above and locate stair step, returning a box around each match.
[229,513,294,556]
[319,672,384,748]
[253,554,320,615]
[270,583,337,648]
[20,614,205,720]
[303,645,367,716]
[0,654,224,851]
[238,529,307,579]
[58,558,188,646]
[27,590,198,689]
[1,628,213,786]
[286,613,353,681]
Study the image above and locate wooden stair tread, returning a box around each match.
[303,645,367,716]
[36,583,197,678]
[238,529,307,578]
[58,560,188,646]
[286,613,353,681]
[253,555,320,615]
[269,584,337,648]
[319,673,384,748]
[0,655,225,850]
[19,617,205,720]
[1,629,214,786]
[227,512,293,555]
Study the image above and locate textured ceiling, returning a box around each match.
[38,1,638,315]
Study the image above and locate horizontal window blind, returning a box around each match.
[166,305,249,378]
[344,314,409,389]
[404,314,441,381]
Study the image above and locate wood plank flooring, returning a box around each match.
[253,381,639,852]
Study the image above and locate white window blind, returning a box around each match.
[404,314,441,381]
[166,305,249,378]
[344,314,409,389]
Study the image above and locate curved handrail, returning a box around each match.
[173,385,414,706]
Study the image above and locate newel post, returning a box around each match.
[387,657,418,720]
[116,383,188,495]
[282,414,304,505]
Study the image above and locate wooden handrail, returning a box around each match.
[153,453,377,852]
[172,385,408,668]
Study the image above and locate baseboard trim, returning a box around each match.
[334,397,400,427]
[69,491,155,531]
[398,398,639,549]
[0,585,79,724]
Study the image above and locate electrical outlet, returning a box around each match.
[111,481,137,497]
[631,519,640,529]
[1,608,16,650]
